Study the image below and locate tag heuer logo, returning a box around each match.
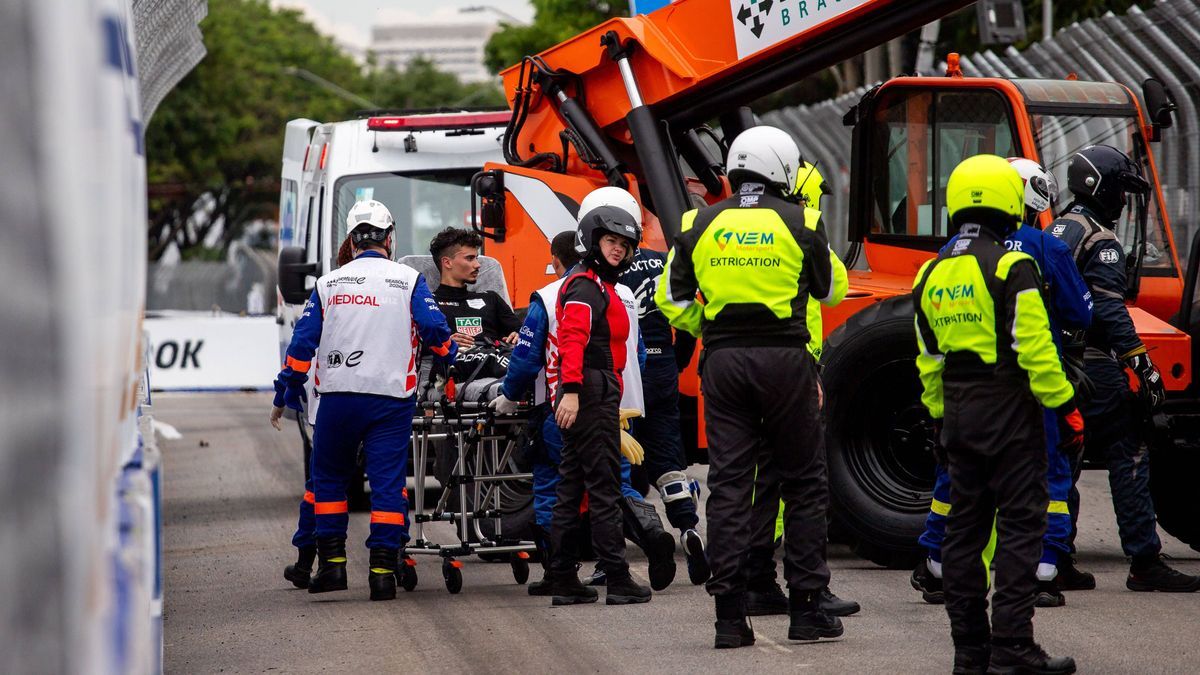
[455,317,483,336]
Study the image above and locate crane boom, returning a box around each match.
[498,0,974,238]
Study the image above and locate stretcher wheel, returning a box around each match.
[442,559,463,594]
[510,555,530,585]
[399,558,418,592]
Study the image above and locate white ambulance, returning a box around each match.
[275,110,508,501]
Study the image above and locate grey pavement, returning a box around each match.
[159,392,1200,674]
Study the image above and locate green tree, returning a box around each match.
[146,0,502,261]
[484,0,630,75]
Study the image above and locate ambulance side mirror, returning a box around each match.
[278,246,318,305]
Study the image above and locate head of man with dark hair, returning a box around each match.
[550,231,581,277]
[429,227,484,288]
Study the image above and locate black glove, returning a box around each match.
[1055,402,1086,461]
[1061,353,1095,406]
[1124,351,1166,411]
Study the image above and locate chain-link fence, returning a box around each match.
[766,0,1200,263]
[147,245,276,315]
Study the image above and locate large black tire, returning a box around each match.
[1149,425,1200,552]
[822,296,937,569]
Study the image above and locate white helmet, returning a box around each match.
[578,186,642,228]
[726,126,801,191]
[1006,157,1059,216]
[345,199,394,232]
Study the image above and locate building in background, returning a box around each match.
[371,21,497,83]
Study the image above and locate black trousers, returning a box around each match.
[549,368,628,577]
[941,378,1046,642]
[702,347,830,597]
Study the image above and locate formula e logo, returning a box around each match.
[714,227,774,250]
[928,283,974,310]
[326,350,364,368]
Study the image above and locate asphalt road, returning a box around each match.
[159,392,1200,674]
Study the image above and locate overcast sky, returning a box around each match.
[272,0,536,49]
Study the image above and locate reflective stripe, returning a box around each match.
[430,339,452,356]
[370,567,395,574]
[370,511,406,525]
[303,491,315,504]
[930,498,952,516]
[327,557,347,563]
[1047,500,1070,515]
[285,355,312,373]
[314,501,348,515]
[401,487,408,499]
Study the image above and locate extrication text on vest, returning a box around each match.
[931,312,984,328]
[709,256,782,267]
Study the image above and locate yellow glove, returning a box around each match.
[619,408,642,431]
[620,430,645,465]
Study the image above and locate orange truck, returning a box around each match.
[468,0,1200,565]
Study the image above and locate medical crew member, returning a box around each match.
[912,158,1092,609]
[914,155,1080,674]
[611,187,710,586]
[270,200,456,601]
[657,126,844,649]
[1048,144,1200,593]
[743,161,857,619]
[492,229,676,595]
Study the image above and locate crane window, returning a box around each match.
[869,88,1018,240]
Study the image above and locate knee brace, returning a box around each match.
[656,471,692,504]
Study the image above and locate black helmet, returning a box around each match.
[1066,144,1150,223]
[574,205,642,277]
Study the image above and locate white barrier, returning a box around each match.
[145,315,278,390]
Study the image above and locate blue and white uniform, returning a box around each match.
[275,250,456,551]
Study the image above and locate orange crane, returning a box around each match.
[470,0,1199,565]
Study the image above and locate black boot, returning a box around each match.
[368,547,398,601]
[952,643,990,675]
[713,594,755,649]
[1035,579,1066,607]
[621,497,677,591]
[787,589,843,641]
[988,640,1075,674]
[681,528,711,585]
[549,571,599,606]
[284,545,316,589]
[605,568,652,605]
[1055,556,1095,591]
[911,559,945,604]
[527,529,554,596]
[819,587,861,617]
[1127,554,1200,592]
[746,581,788,616]
[308,537,348,594]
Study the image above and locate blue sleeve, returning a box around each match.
[1042,235,1093,331]
[637,329,646,372]
[938,234,958,256]
[501,295,548,400]
[274,289,322,408]
[410,275,457,364]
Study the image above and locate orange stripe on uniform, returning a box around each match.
[402,487,409,499]
[430,339,452,356]
[314,500,348,515]
[370,511,405,526]
[303,491,315,504]
[285,356,312,373]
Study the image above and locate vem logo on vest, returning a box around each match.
[928,283,975,310]
[713,227,775,251]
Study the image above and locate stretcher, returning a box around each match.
[404,393,538,594]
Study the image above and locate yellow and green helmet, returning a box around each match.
[945,154,1025,223]
[793,160,830,211]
